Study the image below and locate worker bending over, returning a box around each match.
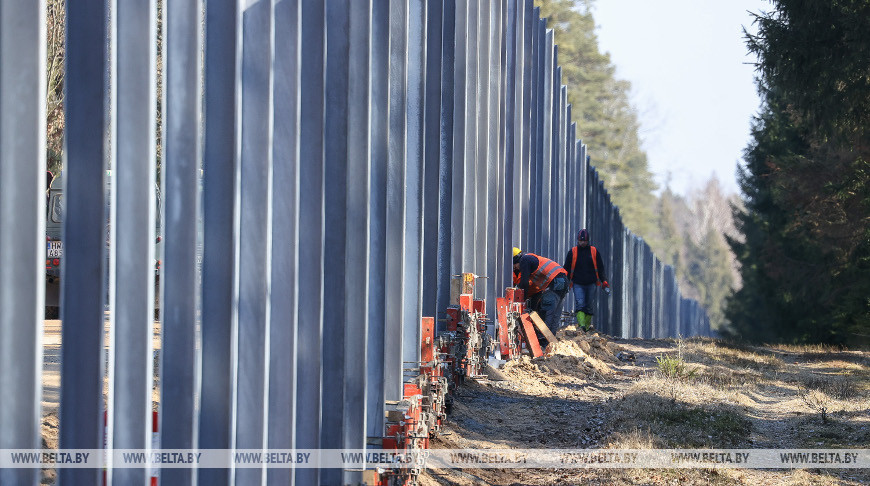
[512,247,570,335]
[563,228,609,331]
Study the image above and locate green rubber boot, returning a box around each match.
[576,311,588,330]
[584,313,593,331]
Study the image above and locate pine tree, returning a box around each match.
[698,225,734,331]
[654,186,681,272]
[727,0,870,344]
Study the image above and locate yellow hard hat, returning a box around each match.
[512,247,522,257]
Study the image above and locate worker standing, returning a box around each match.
[512,247,570,335]
[563,229,609,331]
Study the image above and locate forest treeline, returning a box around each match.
[725,0,870,345]
[536,0,737,332]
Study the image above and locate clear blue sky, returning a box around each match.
[590,0,770,197]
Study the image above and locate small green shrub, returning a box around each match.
[656,354,697,380]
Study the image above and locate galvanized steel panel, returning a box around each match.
[0,1,46,484]
[109,0,158,484]
[268,2,300,484]
[59,0,111,483]
[235,1,274,484]
[463,0,478,271]
[422,0,443,319]
[490,0,506,305]
[475,0,490,280]
[296,1,326,483]
[321,6,351,484]
[504,0,519,287]
[385,0,407,402]
[450,0,467,285]
[344,2,373,481]
[161,1,203,484]
[435,0,456,323]
[199,1,241,484]
[365,0,390,441]
[403,0,426,371]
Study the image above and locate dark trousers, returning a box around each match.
[530,275,570,334]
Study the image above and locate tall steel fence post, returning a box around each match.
[321,2,351,484]
[0,1,46,484]
[235,1,275,483]
[527,12,539,252]
[504,0,520,291]
[403,0,426,374]
[109,0,158,482]
[268,1,301,483]
[199,0,241,483]
[493,0,508,308]
[366,0,390,445]
[343,2,373,484]
[422,0,443,320]
[160,0,203,482]
[295,0,326,482]
[450,0,467,284]
[475,0,490,282]
[435,0,456,327]
[485,0,504,312]
[384,0,408,402]
[58,0,110,483]
[463,0,479,272]
[517,0,533,250]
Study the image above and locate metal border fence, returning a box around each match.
[0,0,710,484]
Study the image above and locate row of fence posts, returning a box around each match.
[0,0,709,484]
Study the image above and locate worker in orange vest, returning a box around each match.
[563,229,609,331]
[512,247,570,335]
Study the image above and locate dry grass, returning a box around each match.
[612,383,752,448]
[603,426,663,449]
[685,339,785,372]
[769,342,846,354]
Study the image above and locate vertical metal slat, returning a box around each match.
[343,2,372,483]
[58,0,110,482]
[365,0,389,442]
[235,0,274,483]
[161,0,203,483]
[321,1,350,484]
[436,0,456,325]
[295,0,326,483]
[199,0,241,483]
[421,0,443,320]
[0,1,46,484]
[109,0,158,482]
[384,0,407,402]
[268,1,301,484]
[403,0,426,367]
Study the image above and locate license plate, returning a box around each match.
[47,241,63,258]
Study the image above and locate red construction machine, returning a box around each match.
[373,273,494,485]
[495,286,546,359]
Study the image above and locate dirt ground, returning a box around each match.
[420,327,870,486]
[40,322,870,485]
[40,319,161,485]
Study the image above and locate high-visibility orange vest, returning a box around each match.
[569,245,602,286]
[526,253,567,295]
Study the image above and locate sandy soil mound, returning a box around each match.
[41,412,58,449]
[501,326,622,380]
